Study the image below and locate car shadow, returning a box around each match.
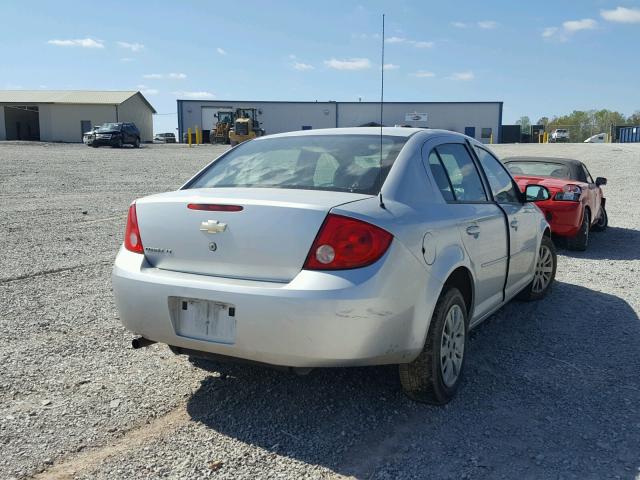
[185,282,639,479]
[556,226,640,260]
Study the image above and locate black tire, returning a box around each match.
[592,206,608,232]
[517,235,557,301]
[133,137,140,148]
[399,287,468,405]
[112,138,123,148]
[567,209,590,251]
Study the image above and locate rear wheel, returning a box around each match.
[567,209,590,251]
[399,288,468,405]
[592,206,608,232]
[517,235,557,301]
[133,137,140,148]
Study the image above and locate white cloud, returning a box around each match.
[137,85,159,95]
[451,22,467,28]
[47,38,104,48]
[386,36,406,44]
[120,57,134,62]
[542,18,597,40]
[293,62,314,71]
[383,63,400,70]
[411,71,435,78]
[563,18,597,32]
[143,73,187,80]
[385,36,433,48]
[449,71,474,81]
[324,58,371,70]
[601,6,640,23]
[117,41,144,52]
[216,47,227,55]
[477,20,498,29]
[173,91,215,99]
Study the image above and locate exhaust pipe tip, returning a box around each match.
[132,336,156,349]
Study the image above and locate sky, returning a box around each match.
[1,0,639,133]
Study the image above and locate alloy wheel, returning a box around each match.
[532,243,554,293]
[440,304,465,387]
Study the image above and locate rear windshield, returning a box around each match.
[187,134,408,195]
[505,161,571,179]
[98,123,121,132]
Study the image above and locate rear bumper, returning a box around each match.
[112,242,433,368]
[535,201,582,237]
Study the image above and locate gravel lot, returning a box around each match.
[1,141,639,480]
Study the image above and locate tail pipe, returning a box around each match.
[132,336,156,349]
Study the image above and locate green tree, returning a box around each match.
[628,111,640,125]
[516,116,531,133]
[537,117,550,127]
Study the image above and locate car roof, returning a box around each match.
[502,156,584,167]
[259,127,455,140]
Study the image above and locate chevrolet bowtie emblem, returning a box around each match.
[199,220,227,234]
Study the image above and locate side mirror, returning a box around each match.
[524,184,551,202]
[595,177,607,186]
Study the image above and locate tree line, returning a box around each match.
[516,110,640,142]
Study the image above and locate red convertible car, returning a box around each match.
[503,157,607,251]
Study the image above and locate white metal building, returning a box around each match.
[178,100,503,143]
[0,90,156,143]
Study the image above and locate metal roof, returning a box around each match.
[0,90,156,113]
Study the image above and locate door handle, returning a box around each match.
[510,220,519,230]
[466,225,480,239]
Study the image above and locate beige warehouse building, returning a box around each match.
[0,90,155,143]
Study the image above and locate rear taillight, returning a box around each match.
[303,214,393,270]
[124,203,144,254]
[554,184,582,201]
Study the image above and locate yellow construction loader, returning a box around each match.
[210,110,235,144]
[228,108,265,146]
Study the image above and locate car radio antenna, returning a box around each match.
[378,13,386,210]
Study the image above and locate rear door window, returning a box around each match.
[433,144,487,202]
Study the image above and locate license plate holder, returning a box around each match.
[169,297,236,344]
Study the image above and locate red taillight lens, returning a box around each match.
[303,214,393,270]
[124,203,144,254]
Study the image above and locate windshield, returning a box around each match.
[98,123,121,132]
[505,161,571,179]
[187,134,408,195]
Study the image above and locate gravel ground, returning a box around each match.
[1,141,638,479]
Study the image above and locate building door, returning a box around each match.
[81,120,92,141]
[464,127,476,138]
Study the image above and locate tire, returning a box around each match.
[399,288,468,405]
[592,206,608,232]
[567,209,590,251]
[133,137,140,148]
[516,235,557,301]
[112,138,123,148]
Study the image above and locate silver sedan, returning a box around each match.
[112,127,557,404]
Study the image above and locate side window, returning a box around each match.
[427,151,454,201]
[582,165,594,184]
[434,144,487,202]
[474,147,521,203]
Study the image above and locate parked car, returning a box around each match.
[112,128,556,405]
[154,132,177,143]
[584,133,607,143]
[82,126,101,145]
[92,122,141,148]
[503,156,607,250]
[550,129,570,143]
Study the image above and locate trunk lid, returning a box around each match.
[135,188,371,282]
[513,175,587,194]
